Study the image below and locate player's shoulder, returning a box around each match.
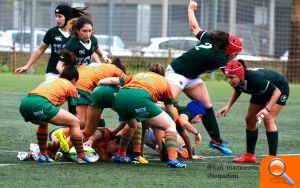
[90,35,98,45]
[46,26,59,34]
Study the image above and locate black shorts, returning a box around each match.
[250,86,289,106]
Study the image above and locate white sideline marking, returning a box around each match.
[0,149,299,167]
[0,91,24,95]
[0,164,17,167]
[0,149,24,153]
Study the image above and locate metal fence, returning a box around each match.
[0,0,299,82]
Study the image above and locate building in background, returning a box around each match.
[0,0,292,58]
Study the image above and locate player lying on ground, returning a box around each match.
[99,63,187,168]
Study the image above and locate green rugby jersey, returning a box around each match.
[171,31,228,79]
[64,35,99,66]
[43,26,70,74]
[234,68,289,96]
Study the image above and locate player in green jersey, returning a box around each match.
[165,1,243,155]
[56,16,111,73]
[15,4,90,83]
[217,59,289,163]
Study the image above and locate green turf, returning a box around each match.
[0,73,299,187]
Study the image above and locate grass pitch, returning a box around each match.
[0,73,299,187]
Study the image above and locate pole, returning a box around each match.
[269,0,275,56]
[29,0,36,73]
[108,0,114,55]
[162,0,168,37]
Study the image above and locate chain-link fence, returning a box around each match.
[0,0,299,82]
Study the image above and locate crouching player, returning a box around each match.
[217,60,289,163]
[19,50,93,164]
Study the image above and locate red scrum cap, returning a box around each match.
[225,35,242,57]
[224,60,245,80]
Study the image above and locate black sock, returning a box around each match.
[201,107,222,143]
[133,152,141,158]
[246,129,258,154]
[266,131,278,156]
[98,119,105,127]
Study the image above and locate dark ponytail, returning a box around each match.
[148,62,165,76]
[71,7,91,19]
[60,67,79,82]
[60,49,77,67]
[112,58,126,74]
[59,49,79,82]
[237,59,247,69]
[209,31,230,50]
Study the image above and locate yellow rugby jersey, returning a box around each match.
[120,72,174,104]
[76,64,125,93]
[29,78,78,106]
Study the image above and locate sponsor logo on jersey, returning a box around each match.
[280,95,287,103]
[34,110,44,116]
[135,107,149,117]
[79,50,85,55]
[55,36,62,41]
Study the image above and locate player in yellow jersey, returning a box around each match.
[75,59,126,125]
[54,59,126,152]
[19,49,93,164]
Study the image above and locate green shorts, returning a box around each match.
[114,88,163,122]
[19,95,59,122]
[90,85,120,109]
[77,89,93,105]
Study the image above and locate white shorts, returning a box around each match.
[165,65,203,90]
[45,73,60,84]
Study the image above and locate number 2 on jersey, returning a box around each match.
[195,42,212,50]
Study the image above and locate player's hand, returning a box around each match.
[216,106,230,118]
[256,108,269,124]
[195,132,202,146]
[84,139,93,147]
[188,1,198,12]
[103,56,112,64]
[15,66,29,75]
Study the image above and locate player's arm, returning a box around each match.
[265,88,281,112]
[257,87,281,119]
[99,76,132,86]
[92,52,102,64]
[111,121,127,136]
[98,77,120,85]
[95,47,111,64]
[178,128,194,159]
[15,43,48,74]
[217,90,241,118]
[84,129,103,146]
[188,0,202,37]
[180,114,201,145]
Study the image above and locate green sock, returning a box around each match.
[98,119,105,127]
[266,131,278,156]
[201,107,222,143]
[246,129,258,154]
